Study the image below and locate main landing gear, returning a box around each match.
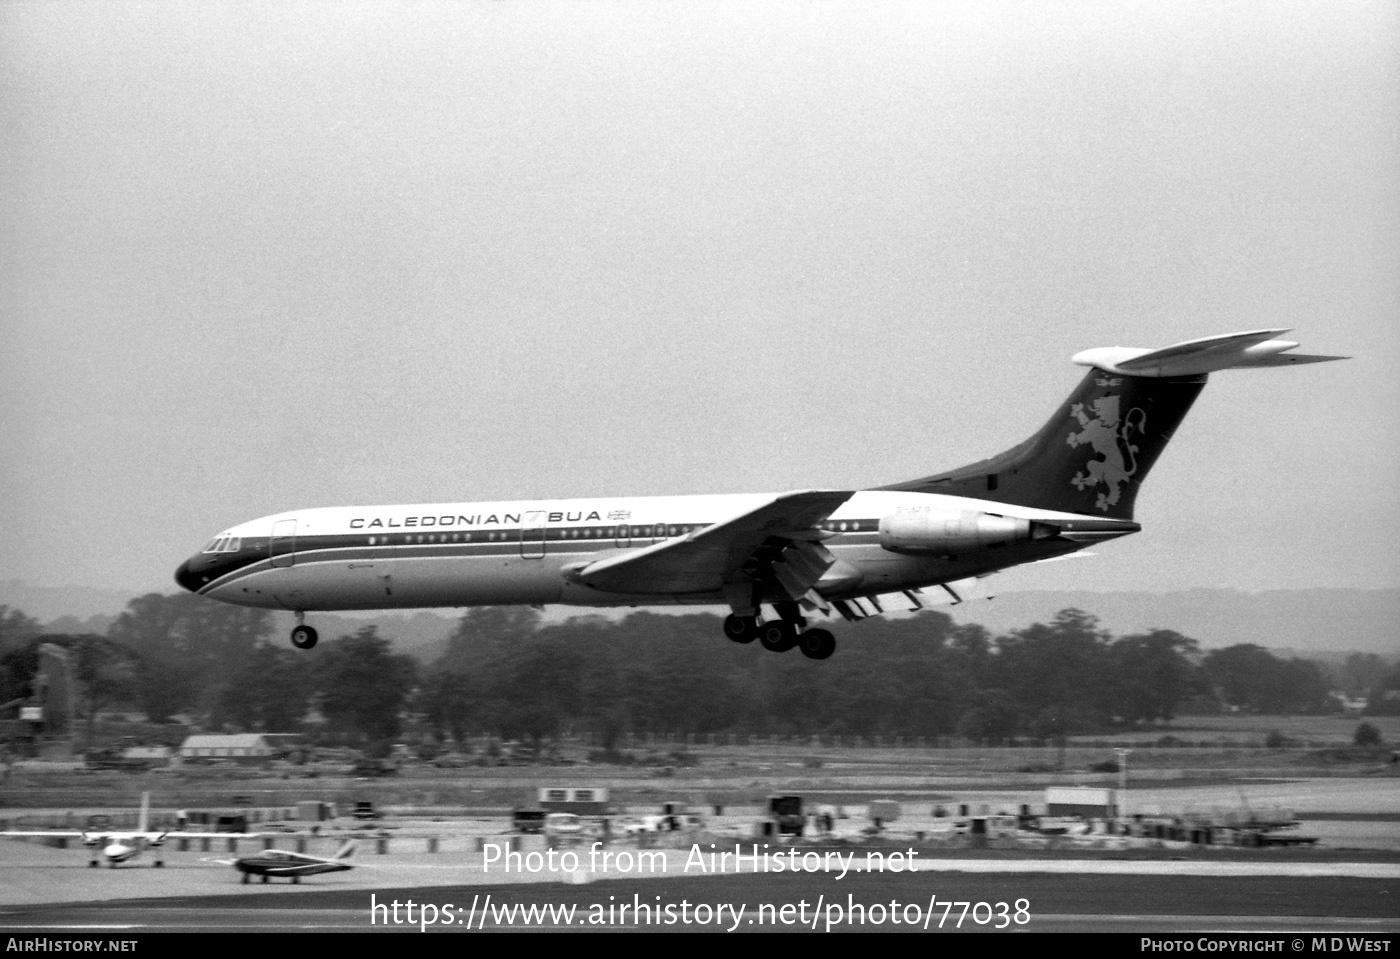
[797,627,836,661]
[290,612,318,650]
[723,614,758,644]
[722,613,836,661]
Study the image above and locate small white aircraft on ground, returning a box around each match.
[0,792,255,868]
[175,329,1344,660]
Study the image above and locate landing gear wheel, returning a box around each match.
[291,624,319,650]
[723,614,757,644]
[799,628,836,661]
[759,621,797,653]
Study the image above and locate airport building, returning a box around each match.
[178,733,299,763]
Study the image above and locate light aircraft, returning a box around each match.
[0,792,254,868]
[214,840,356,884]
[175,329,1343,660]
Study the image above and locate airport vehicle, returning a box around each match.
[543,812,586,838]
[351,801,382,820]
[768,795,806,837]
[0,792,255,868]
[512,808,547,834]
[216,840,356,884]
[174,329,1343,660]
[619,814,668,836]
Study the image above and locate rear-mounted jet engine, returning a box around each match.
[877,509,1040,556]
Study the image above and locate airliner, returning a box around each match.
[175,329,1343,661]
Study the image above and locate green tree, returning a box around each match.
[1338,653,1390,697]
[1364,662,1400,716]
[1354,721,1383,747]
[1203,644,1333,714]
[956,694,1021,744]
[0,606,42,657]
[991,609,1114,728]
[436,607,541,673]
[106,593,272,720]
[0,643,40,705]
[1274,658,1332,714]
[211,642,312,731]
[418,669,479,745]
[68,635,140,743]
[314,625,418,742]
[1108,629,1201,723]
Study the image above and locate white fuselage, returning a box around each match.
[181,489,1095,613]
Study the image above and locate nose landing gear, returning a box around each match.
[290,612,318,650]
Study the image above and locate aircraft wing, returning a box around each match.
[83,830,254,843]
[2,830,254,839]
[259,855,349,873]
[567,489,853,595]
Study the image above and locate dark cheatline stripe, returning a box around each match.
[193,522,881,589]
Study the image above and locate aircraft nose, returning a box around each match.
[174,558,202,594]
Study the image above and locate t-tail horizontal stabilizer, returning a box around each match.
[1072,329,1348,378]
[881,328,1344,519]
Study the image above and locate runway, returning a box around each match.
[1,837,1397,934]
[1,870,1396,933]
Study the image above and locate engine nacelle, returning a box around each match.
[878,509,1032,556]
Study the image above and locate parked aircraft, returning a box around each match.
[175,329,1343,660]
[215,840,356,884]
[0,792,254,868]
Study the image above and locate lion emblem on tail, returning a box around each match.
[1066,392,1148,512]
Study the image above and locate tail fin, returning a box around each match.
[333,840,356,860]
[880,330,1344,520]
[138,792,150,834]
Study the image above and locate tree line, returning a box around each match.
[3,596,1384,751]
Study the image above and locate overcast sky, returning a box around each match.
[2,1,1396,599]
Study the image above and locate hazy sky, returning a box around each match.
[2,1,1396,598]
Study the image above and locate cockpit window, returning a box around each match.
[202,536,241,554]
[203,539,221,553]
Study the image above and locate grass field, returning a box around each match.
[1066,713,1400,746]
[2,713,1396,816]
